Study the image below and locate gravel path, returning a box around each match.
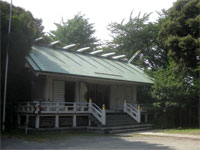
[1,134,200,150]
[119,130,200,139]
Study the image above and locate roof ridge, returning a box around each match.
[32,44,129,64]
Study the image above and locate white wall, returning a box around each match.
[42,75,137,111]
[79,82,88,103]
[52,80,65,102]
[109,84,137,110]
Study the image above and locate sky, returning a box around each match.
[4,0,176,42]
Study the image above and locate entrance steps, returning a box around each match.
[88,112,152,134]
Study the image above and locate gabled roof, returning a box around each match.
[26,45,153,84]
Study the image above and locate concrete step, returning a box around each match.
[102,124,152,130]
[106,121,137,125]
[90,112,139,129]
[105,122,139,127]
[106,118,137,122]
[108,127,152,134]
[87,124,152,134]
[106,120,134,123]
[106,117,134,121]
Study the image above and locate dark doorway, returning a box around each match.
[86,83,110,109]
[65,81,75,102]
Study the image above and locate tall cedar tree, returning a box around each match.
[1,1,44,129]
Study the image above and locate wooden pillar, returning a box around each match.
[89,98,92,113]
[17,115,21,126]
[35,115,40,128]
[25,115,29,134]
[137,104,141,123]
[102,104,106,125]
[145,113,148,123]
[75,81,80,102]
[26,115,29,125]
[45,76,52,101]
[88,118,91,127]
[73,115,77,127]
[154,113,157,119]
[55,115,59,128]
[123,99,127,113]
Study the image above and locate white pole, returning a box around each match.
[128,50,141,63]
[3,0,12,132]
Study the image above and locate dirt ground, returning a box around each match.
[1,134,199,150]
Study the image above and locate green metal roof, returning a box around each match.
[26,45,153,84]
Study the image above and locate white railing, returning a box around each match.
[17,101,105,125]
[124,102,141,123]
[90,103,106,125]
[17,101,90,114]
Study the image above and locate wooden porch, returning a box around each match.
[16,100,142,129]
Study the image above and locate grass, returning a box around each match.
[159,128,200,135]
[1,129,110,142]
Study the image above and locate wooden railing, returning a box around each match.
[90,103,106,125]
[123,101,141,123]
[17,101,105,125]
[17,102,90,114]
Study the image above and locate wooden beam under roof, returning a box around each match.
[121,58,128,61]
[89,50,103,55]
[76,47,90,52]
[63,44,76,50]
[49,40,60,47]
[101,52,115,57]
[112,55,126,59]
[35,37,43,42]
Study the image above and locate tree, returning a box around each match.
[107,11,170,115]
[158,0,200,71]
[108,11,169,70]
[1,1,44,129]
[152,0,200,127]
[51,13,98,49]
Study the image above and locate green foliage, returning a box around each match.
[137,85,154,106]
[152,60,198,111]
[108,11,169,70]
[108,1,199,127]
[51,13,98,49]
[1,1,44,72]
[152,0,200,110]
[152,113,177,129]
[149,0,200,128]
[158,0,200,71]
[1,1,44,104]
[161,128,200,135]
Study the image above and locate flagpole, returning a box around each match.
[2,0,13,132]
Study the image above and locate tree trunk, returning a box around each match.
[199,99,200,128]
[179,110,182,127]
[189,109,191,127]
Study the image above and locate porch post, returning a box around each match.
[73,115,77,127]
[88,118,91,126]
[102,104,106,125]
[75,81,80,102]
[56,102,59,113]
[25,115,29,134]
[55,115,59,128]
[17,115,21,126]
[89,98,92,113]
[145,113,148,123]
[35,115,40,128]
[123,99,127,113]
[137,105,141,123]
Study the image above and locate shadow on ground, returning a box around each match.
[1,133,173,150]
